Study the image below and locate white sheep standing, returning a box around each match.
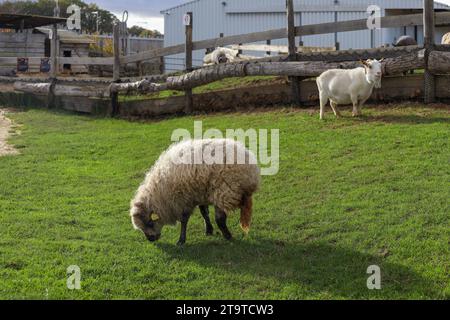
[130,139,261,245]
[442,32,450,45]
[316,59,383,120]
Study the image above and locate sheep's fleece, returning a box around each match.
[130,139,261,227]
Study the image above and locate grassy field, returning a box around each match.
[0,104,448,300]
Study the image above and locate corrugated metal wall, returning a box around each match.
[162,0,450,71]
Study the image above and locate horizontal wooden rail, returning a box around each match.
[0,57,114,66]
[121,45,185,64]
[295,11,450,36]
[58,57,114,66]
[0,57,45,64]
[120,11,450,65]
[230,44,336,54]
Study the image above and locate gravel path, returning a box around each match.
[0,109,18,157]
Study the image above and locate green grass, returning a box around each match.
[0,104,449,300]
[119,76,280,102]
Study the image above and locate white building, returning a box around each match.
[161,0,450,71]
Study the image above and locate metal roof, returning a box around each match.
[161,0,450,14]
[36,27,95,44]
[0,13,66,29]
[161,0,201,14]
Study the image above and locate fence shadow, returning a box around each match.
[156,237,439,299]
[362,113,450,125]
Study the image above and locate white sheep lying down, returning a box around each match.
[130,139,261,245]
[203,47,257,66]
[316,59,383,120]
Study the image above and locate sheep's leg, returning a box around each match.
[214,206,232,241]
[177,211,191,246]
[199,205,214,236]
[357,98,369,116]
[351,96,360,117]
[330,101,341,118]
[319,93,329,120]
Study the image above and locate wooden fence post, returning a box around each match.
[286,0,301,106]
[184,12,194,114]
[159,56,165,75]
[111,23,121,116]
[49,23,58,108]
[423,0,436,104]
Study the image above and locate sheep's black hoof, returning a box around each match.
[223,233,233,241]
[177,240,186,246]
[206,227,214,236]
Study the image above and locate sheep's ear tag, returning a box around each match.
[150,213,160,221]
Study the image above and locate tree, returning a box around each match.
[128,25,163,38]
[0,0,162,37]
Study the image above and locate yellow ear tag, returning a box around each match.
[150,213,160,221]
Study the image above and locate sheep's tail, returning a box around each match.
[240,195,253,235]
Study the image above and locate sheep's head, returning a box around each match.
[361,59,383,88]
[130,201,163,242]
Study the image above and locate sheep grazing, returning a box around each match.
[130,139,261,245]
[442,32,450,45]
[316,59,383,120]
[393,35,417,47]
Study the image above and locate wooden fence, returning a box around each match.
[7,0,450,116]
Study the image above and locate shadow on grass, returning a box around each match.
[157,238,440,299]
[362,114,450,125]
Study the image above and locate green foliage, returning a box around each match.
[0,0,161,36]
[128,25,163,38]
[0,105,448,299]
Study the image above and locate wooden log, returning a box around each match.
[111,53,424,94]
[14,82,51,95]
[14,81,108,98]
[53,85,109,98]
[428,50,450,74]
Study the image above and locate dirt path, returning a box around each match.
[0,109,18,157]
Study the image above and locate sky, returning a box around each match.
[94,0,185,33]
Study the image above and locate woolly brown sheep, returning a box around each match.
[130,139,261,245]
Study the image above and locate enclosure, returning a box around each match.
[0,0,449,301]
[0,104,448,299]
